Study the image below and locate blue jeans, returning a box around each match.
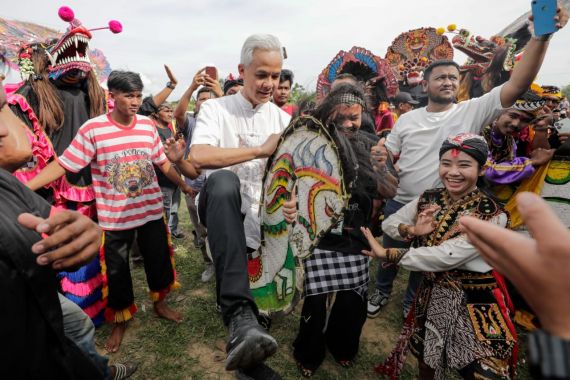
[374,199,423,311]
[161,186,181,234]
[59,294,109,379]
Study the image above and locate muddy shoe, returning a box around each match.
[225,305,278,371]
[235,362,282,380]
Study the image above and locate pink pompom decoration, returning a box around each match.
[108,20,123,34]
[58,6,75,22]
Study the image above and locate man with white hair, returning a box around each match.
[168,34,290,378]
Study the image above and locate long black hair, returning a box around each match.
[311,83,383,198]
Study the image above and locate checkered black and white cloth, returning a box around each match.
[303,248,370,297]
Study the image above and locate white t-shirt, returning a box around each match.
[385,85,505,204]
[191,91,291,249]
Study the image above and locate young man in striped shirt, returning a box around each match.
[27,70,197,353]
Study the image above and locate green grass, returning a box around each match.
[95,197,531,379]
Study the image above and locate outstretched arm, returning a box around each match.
[173,67,205,128]
[152,64,178,107]
[26,159,66,191]
[500,6,568,107]
[190,133,281,170]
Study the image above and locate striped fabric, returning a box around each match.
[59,114,167,230]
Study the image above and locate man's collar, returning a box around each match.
[237,90,268,112]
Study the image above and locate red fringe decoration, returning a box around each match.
[374,302,416,379]
[492,270,519,379]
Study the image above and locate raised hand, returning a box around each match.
[203,75,224,98]
[411,205,440,236]
[164,137,186,163]
[18,210,102,271]
[360,226,386,259]
[164,64,178,86]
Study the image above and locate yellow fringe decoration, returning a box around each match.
[505,162,550,228]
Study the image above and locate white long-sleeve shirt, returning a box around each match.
[382,196,507,273]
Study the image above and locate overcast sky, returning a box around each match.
[3,0,570,98]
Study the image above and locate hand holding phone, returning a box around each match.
[531,0,558,36]
[205,66,218,81]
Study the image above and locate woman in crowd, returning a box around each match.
[362,133,517,380]
[283,83,397,377]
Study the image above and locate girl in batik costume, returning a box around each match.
[362,133,517,380]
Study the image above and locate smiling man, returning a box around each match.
[169,34,290,378]
[368,6,569,321]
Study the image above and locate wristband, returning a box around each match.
[398,223,414,241]
[166,81,176,90]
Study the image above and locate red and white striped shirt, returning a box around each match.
[59,114,168,231]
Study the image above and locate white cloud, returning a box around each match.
[3,0,570,97]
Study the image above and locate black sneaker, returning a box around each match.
[171,231,186,239]
[225,305,278,371]
[235,363,282,380]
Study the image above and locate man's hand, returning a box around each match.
[164,137,186,163]
[256,133,281,158]
[164,64,178,87]
[203,75,224,98]
[528,3,569,33]
[282,184,297,224]
[558,131,570,144]
[190,67,207,91]
[18,211,102,271]
[460,192,570,339]
[371,137,388,167]
[181,184,196,196]
[530,147,555,166]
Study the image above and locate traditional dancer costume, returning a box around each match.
[376,134,517,380]
[6,6,121,326]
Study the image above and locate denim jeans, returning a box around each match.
[161,186,181,234]
[374,199,423,311]
[59,294,109,379]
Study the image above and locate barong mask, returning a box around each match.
[45,6,122,81]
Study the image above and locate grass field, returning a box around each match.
[95,197,531,379]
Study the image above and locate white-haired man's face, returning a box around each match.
[238,49,282,107]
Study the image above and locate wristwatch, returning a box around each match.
[166,81,176,90]
[528,329,570,379]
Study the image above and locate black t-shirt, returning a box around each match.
[155,125,177,188]
[0,168,102,378]
[317,190,374,254]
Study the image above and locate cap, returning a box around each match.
[393,92,419,105]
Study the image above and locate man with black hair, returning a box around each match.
[273,69,296,115]
[369,8,569,319]
[392,91,419,120]
[27,70,197,353]
[174,74,219,282]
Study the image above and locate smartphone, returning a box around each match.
[531,0,558,36]
[205,66,218,81]
[554,118,570,134]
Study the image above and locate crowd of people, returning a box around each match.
[2,3,570,380]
